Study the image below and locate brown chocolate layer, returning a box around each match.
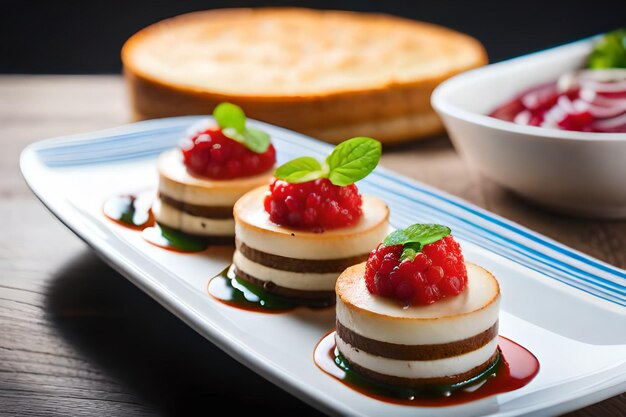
[234,267,335,304]
[236,240,368,273]
[344,350,500,387]
[159,193,233,219]
[194,234,235,246]
[337,320,498,361]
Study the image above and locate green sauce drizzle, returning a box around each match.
[142,224,210,252]
[334,348,501,400]
[208,266,298,311]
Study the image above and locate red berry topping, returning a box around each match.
[181,127,276,179]
[365,235,467,306]
[263,178,363,232]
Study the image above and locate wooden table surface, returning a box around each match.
[1,75,624,416]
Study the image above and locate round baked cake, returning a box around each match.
[122,8,487,144]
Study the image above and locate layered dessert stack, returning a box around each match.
[335,224,500,386]
[153,103,276,242]
[232,137,389,303]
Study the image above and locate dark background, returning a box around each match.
[2,0,625,74]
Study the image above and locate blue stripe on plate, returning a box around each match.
[36,125,183,154]
[278,131,626,284]
[34,117,626,307]
[364,177,625,291]
[373,195,625,305]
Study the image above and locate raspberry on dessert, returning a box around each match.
[181,127,276,179]
[365,235,468,306]
[263,178,363,232]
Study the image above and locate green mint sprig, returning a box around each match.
[383,224,451,262]
[274,137,381,186]
[213,102,270,153]
[588,28,626,69]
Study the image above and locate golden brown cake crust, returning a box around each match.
[233,186,390,242]
[336,262,500,321]
[122,8,487,143]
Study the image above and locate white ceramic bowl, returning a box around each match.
[431,37,626,218]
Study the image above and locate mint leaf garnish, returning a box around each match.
[213,102,270,154]
[399,242,421,262]
[274,156,327,183]
[273,136,381,185]
[326,137,382,186]
[214,102,246,133]
[241,127,271,154]
[384,224,451,261]
[588,28,626,69]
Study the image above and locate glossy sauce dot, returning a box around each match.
[103,191,154,229]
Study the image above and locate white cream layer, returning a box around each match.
[336,334,498,379]
[233,250,337,291]
[157,149,274,206]
[336,263,500,345]
[153,198,235,236]
[234,187,390,259]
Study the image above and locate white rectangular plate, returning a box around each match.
[21,116,626,417]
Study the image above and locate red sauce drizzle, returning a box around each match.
[314,331,539,407]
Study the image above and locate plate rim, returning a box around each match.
[19,116,626,416]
